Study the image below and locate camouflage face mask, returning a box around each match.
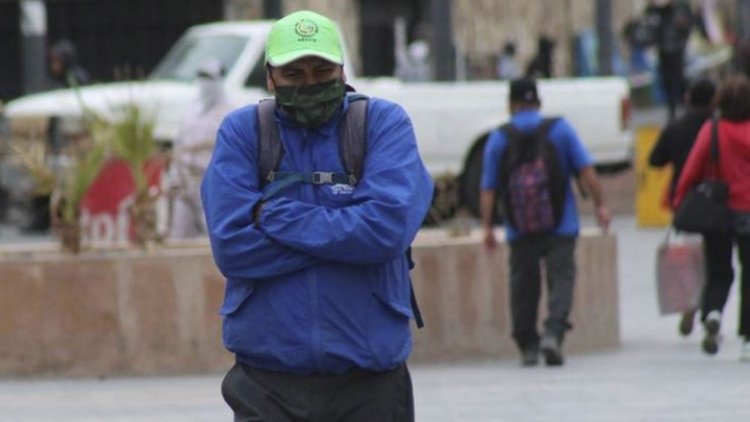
[274,78,346,128]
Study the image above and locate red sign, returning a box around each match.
[80,158,165,243]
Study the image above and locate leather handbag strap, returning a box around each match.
[707,114,721,178]
[710,114,720,163]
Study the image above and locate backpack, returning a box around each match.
[498,118,567,235]
[255,93,424,328]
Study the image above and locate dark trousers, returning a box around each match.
[221,362,414,422]
[509,235,577,351]
[658,51,686,122]
[702,232,750,337]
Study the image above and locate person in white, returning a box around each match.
[168,59,234,238]
[497,41,521,80]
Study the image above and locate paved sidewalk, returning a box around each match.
[1,217,748,421]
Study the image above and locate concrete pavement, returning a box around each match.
[1,217,748,421]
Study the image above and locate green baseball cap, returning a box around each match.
[265,10,344,67]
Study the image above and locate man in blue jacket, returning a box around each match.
[201,10,433,422]
[480,78,610,367]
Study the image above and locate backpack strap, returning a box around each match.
[501,117,559,142]
[338,93,368,184]
[537,117,559,135]
[257,98,283,185]
[405,246,424,328]
[499,122,520,141]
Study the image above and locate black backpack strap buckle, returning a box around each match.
[311,172,334,184]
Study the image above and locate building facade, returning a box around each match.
[1,0,738,102]
[225,0,649,78]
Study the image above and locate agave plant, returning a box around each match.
[7,117,107,252]
[104,104,157,195]
[50,140,107,253]
[92,103,162,246]
[9,141,56,196]
[56,140,107,225]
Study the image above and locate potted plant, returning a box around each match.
[8,141,56,232]
[10,136,106,253]
[50,140,106,253]
[104,104,163,247]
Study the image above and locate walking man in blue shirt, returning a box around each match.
[480,78,611,367]
[201,10,433,421]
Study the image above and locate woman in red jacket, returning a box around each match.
[674,74,750,362]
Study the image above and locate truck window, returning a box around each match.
[150,34,248,81]
[244,52,267,89]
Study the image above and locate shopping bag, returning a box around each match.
[655,231,704,315]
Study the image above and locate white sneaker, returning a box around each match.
[740,339,750,362]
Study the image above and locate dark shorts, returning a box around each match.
[221,362,414,422]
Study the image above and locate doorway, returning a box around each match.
[359,0,427,77]
[45,0,223,82]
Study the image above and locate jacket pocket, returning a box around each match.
[369,257,414,319]
[373,289,413,319]
[219,278,254,316]
[366,287,413,369]
[219,279,270,356]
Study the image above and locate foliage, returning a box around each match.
[90,102,162,246]
[9,141,56,196]
[57,140,107,224]
[100,104,157,193]
[10,83,160,250]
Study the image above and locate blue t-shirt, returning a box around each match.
[480,110,593,241]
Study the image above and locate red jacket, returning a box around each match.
[674,118,750,212]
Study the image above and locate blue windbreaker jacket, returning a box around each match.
[201,95,434,374]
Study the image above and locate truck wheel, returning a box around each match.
[458,136,487,218]
[457,135,502,223]
[423,175,458,226]
[0,186,7,222]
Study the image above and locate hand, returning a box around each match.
[596,205,612,233]
[483,228,497,250]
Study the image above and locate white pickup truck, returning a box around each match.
[2,20,633,218]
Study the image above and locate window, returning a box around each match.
[149,34,248,81]
[244,51,267,88]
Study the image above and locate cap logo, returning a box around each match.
[294,19,319,38]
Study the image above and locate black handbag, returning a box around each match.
[673,117,732,234]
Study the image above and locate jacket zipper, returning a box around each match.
[301,128,324,372]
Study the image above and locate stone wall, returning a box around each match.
[452,0,643,77]
[0,229,618,377]
[0,249,227,376]
[410,229,619,361]
[222,0,648,78]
